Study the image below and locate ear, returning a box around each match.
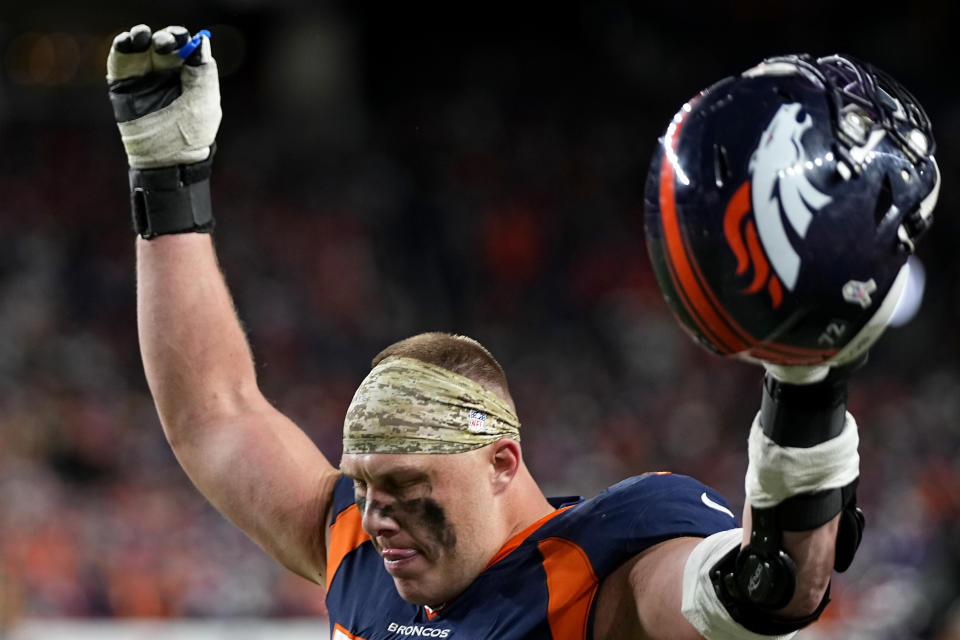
[489,438,521,494]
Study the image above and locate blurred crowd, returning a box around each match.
[1,3,959,638]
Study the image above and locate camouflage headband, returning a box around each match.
[342,356,521,454]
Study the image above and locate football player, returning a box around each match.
[107,25,937,639]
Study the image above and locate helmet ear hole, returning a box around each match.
[713,144,731,188]
[874,173,894,227]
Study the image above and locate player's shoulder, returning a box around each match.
[612,470,704,491]
[545,472,738,546]
[600,471,730,510]
[529,472,738,581]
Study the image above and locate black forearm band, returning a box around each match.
[129,150,215,239]
[759,373,847,447]
[775,488,846,531]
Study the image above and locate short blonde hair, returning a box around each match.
[372,332,515,411]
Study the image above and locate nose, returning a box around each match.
[359,489,400,538]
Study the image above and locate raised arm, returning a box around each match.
[138,234,340,584]
[108,25,340,585]
[625,46,942,639]
[594,366,861,640]
[594,523,841,639]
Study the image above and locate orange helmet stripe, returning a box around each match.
[658,102,748,355]
[657,103,836,362]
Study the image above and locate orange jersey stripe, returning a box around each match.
[486,506,573,569]
[326,504,370,592]
[539,537,599,640]
[332,622,369,640]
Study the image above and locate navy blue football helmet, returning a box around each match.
[644,54,940,366]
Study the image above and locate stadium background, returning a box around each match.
[1,1,958,638]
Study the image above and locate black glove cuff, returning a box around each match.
[129,148,215,239]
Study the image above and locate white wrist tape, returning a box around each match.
[745,411,860,509]
[115,37,221,169]
[682,529,797,640]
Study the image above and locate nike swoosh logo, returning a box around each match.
[701,492,735,519]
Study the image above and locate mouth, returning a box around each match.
[381,547,422,575]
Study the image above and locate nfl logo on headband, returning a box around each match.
[468,410,487,433]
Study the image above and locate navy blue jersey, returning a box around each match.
[325,473,738,640]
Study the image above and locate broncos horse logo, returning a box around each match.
[723,103,832,308]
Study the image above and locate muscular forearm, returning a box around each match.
[137,233,259,439]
